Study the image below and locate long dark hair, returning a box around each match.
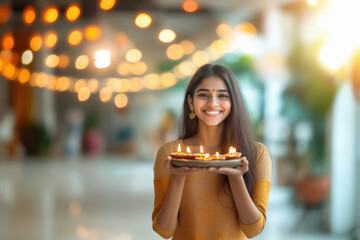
[179,64,256,195]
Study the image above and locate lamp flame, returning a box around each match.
[186,147,191,153]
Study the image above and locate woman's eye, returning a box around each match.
[197,93,208,97]
[219,94,229,99]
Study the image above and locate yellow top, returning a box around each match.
[152,139,272,240]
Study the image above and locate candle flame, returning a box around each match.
[200,145,204,153]
[229,146,233,153]
[186,147,191,153]
[215,152,219,157]
[177,144,181,153]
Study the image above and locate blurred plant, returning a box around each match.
[20,122,50,156]
[282,41,338,176]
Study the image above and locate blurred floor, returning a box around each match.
[0,158,351,240]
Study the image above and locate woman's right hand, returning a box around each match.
[165,156,201,177]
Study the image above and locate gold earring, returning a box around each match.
[189,110,196,119]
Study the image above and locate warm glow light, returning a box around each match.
[143,73,160,89]
[107,78,120,91]
[87,79,99,93]
[182,0,199,13]
[235,22,257,35]
[30,34,42,51]
[75,55,89,70]
[117,61,132,76]
[135,13,152,28]
[45,54,59,68]
[180,40,195,54]
[68,30,83,46]
[2,63,16,80]
[160,72,177,87]
[99,0,116,11]
[99,87,112,102]
[216,23,232,38]
[2,32,14,50]
[94,49,111,68]
[129,77,143,92]
[36,72,48,88]
[159,29,176,43]
[17,52,28,65]
[166,44,184,60]
[66,4,81,22]
[187,147,191,153]
[126,49,142,63]
[319,43,350,70]
[58,54,70,69]
[131,61,147,75]
[192,50,209,66]
[44,31,58,48]
[114,93,128,108]
[78,87,91,101]
[119,78,131,92]
[75,79,87,92]
[47,75,56,90]
[215,152,220,157]
[0,5,11,25]
[200,145,204,153]
[307,0,318,6]
[56,76,70,91]
[42,6,59,24]
[177,60,196,77]
[18,68,30,84]
[84,25,102,41]
[177,144,181,152]
[22,6,36,25]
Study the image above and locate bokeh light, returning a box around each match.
[66,4,81,22]
[135,13,152,28]
[182,0,199,13]
[94,50,111,68]
[126,49,142,63]
[114,93,128,108]
[22,6,36,25]
[84,25,102,41]
[68,30,83,46]
[99,0,116,11]
[30,34,42,51]
[75,55,89,70]
[166,44,184,60]
[21,50,33,65]
[44,31,58,48]
[2,32,14,50]
[42,5,59,24]
[159,29,176,43]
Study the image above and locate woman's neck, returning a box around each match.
[185,122,224,154]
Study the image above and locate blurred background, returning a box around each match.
[0,0,359,239]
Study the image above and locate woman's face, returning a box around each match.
[188,75,231,127]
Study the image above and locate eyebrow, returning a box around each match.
[195,88,229,93]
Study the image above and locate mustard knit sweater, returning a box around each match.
[152,139,272,240]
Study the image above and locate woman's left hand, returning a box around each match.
[207,157,249,177]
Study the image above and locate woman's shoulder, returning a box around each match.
[253,141,272,181]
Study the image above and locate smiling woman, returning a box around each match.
[152,64,272,240]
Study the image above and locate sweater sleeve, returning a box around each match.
[152,141,177,238]
[240,142,272,238]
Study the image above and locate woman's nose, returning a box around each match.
[208,95,219,106]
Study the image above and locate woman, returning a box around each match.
[152,64,272,239]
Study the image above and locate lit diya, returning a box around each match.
[170,144,242,161]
